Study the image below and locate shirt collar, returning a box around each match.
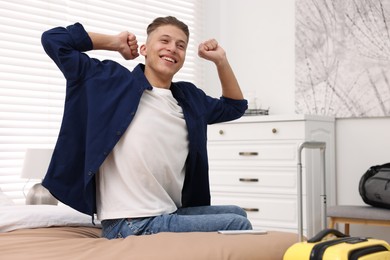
[134,63,153,91]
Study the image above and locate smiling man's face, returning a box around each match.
[140,24,188,88]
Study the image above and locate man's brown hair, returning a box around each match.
[146,16,189,41]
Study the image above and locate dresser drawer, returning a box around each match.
[208,121,305,141]
[211,193,304,229]
[209,167,305,195]
[207,141,297,164]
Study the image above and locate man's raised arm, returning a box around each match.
[88,31,139,60]
[198,39,244,100]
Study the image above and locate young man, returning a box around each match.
[42,16,252,238]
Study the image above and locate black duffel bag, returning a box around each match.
[359,162,390,209]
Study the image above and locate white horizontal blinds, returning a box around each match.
[0,0,65,204]
[0,0,202,204]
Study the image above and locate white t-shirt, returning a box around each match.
[96,87,189,220]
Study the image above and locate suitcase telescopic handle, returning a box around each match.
[297,141,327,242]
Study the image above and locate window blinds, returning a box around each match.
[0,0,203,204]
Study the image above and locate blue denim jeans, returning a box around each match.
[101,205,252,239]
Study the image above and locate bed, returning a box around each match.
[0,200,298,259]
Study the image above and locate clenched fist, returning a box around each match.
[117,31,139,60]
[198,39,226,65]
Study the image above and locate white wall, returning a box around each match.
[203,0,390,242]
[336,118,390,205]
[201,0,295,114]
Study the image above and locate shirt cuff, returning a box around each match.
[66,22,93,52]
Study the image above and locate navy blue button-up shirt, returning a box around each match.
[41,23,247,216]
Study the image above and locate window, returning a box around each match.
[0,0,203,204]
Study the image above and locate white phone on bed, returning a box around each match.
[218,230,267,235]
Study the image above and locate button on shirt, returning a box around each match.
[41,23,248,216]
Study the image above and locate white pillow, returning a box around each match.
[0,205,101,233]
[0,188,15,206]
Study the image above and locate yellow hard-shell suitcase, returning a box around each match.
[284,228,390,260]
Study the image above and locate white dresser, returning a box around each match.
[207,114,335,237]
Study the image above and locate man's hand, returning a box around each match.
[198,39,226,65]
[89,31,139,60]
[117,31,139,60]
[198,39,244,100]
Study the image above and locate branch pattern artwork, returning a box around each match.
[295,0,390,118]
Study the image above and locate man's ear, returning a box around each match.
[140,44,147,57]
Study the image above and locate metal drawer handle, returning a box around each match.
[272,128,277,134]
[239,178,259,182]
[242,208,259,212]
[239,152,258,156]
